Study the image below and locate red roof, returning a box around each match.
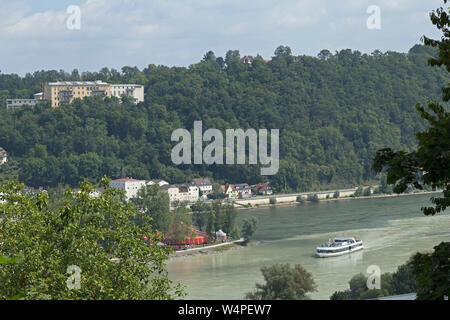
[254,182,271,191]
[193,178,212,186]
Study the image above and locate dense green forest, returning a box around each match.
[0,44,448,192]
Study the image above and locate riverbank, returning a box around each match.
[234,190,441,211]
[169,240,261,260]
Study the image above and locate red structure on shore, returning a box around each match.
[144,229,210,247]
[164,229,209,246]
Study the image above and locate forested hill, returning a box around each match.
[0,44,448,192]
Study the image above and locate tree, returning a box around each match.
[411,242,450,300]
[307,194,319,202]
[168,207,195,243]
[331,272,393,300]
[353,186,364,197]
[241,216,258,241]
[206,211,216,238]
[363,187,372,197]
[202,51,216,63]
[0,179,184,300]
[230,225,240,240]
[274,45,292,58]
[391,260,417,294]
[245,264,317,300]
[223,203,237,234]
[330,290,352,300]
[208,183,224,200]
[191,201,210,231]
[348,273,368,299]
[371,2,449,299]
[373,0,450,216]
[131,184,172,232]
[318,49,332,60]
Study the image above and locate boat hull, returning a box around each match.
[316,243,364,258]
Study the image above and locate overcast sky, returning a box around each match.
[0,0,445,75]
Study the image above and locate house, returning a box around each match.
[241,56,271,65]
[110,84,144,103]
[163,184,199,205]
[146,179,169,187]
[109,178,146,201]
[6,99,40,110]
[220,184,237,199]
[253,182,273,195]
[241,56,253,64]
[193,178,213,195]
[72,187,105,198]
[43,81,144,107]
[0,147,8,166]
[235,183,252,199]
[44,81,111,107]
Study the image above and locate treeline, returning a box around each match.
[330,260,416,300]
[330,242,449,300]
[0,45,448,191]
[131,185,241,241]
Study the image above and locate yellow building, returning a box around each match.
[43,81,111,107]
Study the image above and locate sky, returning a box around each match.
[0,0,446,75]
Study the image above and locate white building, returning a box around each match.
[163,184,199,204]
[193,178,213,195]
[6,99,40,110]
[110,84,144,103]
[109,178,146,200]
[0,147,8,166]
[34,92,44,100]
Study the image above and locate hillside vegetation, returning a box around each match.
[0,45,448,192]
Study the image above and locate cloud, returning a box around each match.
[5,10,66,36]
[267,0,328,28]
[0,0,445,74]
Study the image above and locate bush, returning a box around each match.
[246,264,317,300]
[412,242,449,300]
[330,290,352,300]
[363,187,372,196]
[391,262,417,294]
[307,194,319,202]
[329,257,420,300]
[242,216,258,241]
[230,226,241,240]
[0,179,185,300]
[354,186,364,197]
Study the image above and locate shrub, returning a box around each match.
[307,194,319,202]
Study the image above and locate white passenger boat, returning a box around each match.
[316,236,363,258]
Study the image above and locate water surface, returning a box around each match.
[167,194,450,299]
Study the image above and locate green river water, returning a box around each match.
[167,194,450,300]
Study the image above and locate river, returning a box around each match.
[167,194,450,300]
